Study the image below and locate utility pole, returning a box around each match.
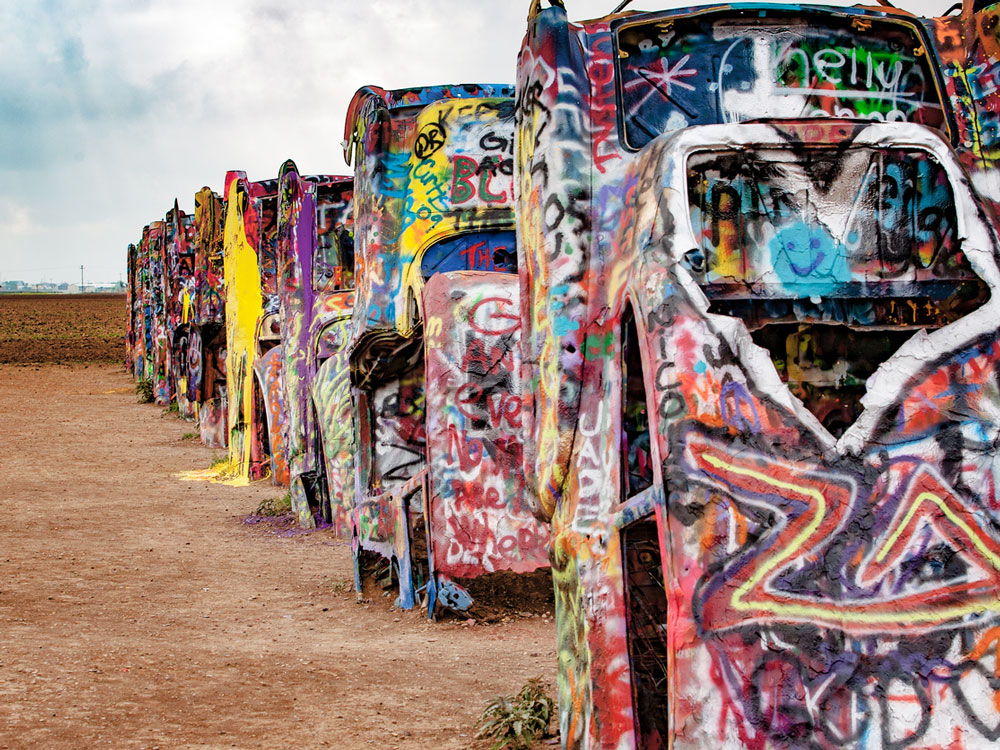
[80,265,84,287]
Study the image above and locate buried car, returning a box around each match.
[223,170,288,484]
[274,161,356,529]
[345,84,551,612]
[515,1,1000,746]
[527,116,1000,749]
[190,186,229,448]
[164,201,198,421]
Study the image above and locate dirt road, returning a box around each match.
[0,364,556,749]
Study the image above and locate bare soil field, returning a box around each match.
[0,293,125,363]
[0,364,557,749]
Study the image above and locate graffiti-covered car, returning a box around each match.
[125,190,229,447]
[134,224,156,383]
[147,220,172,405]
[924,1,1000,217]
[275,161,355,529]
[223,171,288,484]
[345,84,550,612]
[516,1,1000,747]
[631,119,1000,748]
[189,186,228,448]
[128,219,170,400]
[126,240,141,378]
[164,201,198,421]
[305,294,355,531]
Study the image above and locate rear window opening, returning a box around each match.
[686,146,989,432]
[420,230,517,279]
[615,9,947,150]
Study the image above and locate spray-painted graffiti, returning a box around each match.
[127,196,225,458]
[276,159,356,527]
[223,171,274,483]
[194,187,226,327]
[145,220,172,406]
[646,125,1000,750]
[136,224,155,382]
[925,3,1000,211]
[252,339,289,485]
[310,305,355,536]
[344,84,515,336]
[164,201,198,421]
[277,160,319,525]
[352,364,428,609]
[116,4,1000,748]
[373,369,427,494]
[126,241,140,377]
[128,197,206,426]
[423,273,550,582]
[617,10,947,150]
[516,1,1000,747]
[192,186,227,448]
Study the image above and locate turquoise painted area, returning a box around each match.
[770,223,849,297]
[553,315,581,336]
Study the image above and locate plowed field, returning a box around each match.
[0,293,124,364]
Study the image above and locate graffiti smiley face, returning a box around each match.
[770,223,850,297]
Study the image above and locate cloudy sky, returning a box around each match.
[0,0,950,286]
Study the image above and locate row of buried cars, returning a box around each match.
[125,0,1000,748]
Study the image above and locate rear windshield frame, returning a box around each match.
[610,7,954,152]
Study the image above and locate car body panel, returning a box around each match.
[422,272,550,579]
[310,306,356,536]
[193,187,228,448]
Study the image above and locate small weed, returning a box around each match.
[254,491,292,517]
[136,378,154,404]
[161,400,182,419]
[181,431,198,440]
[210,453,228,468]
[476,677,554,749]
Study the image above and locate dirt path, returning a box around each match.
[0,364,556,749]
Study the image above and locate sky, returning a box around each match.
[0,0,952,286]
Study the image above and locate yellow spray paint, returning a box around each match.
[181,287,192,324]
[174,461,245,486]
[223,179,264,485]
